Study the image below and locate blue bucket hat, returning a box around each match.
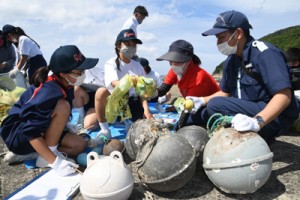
[202,10,252,36]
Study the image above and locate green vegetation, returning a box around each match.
[212,25,300,75]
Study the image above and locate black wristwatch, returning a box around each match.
[254,116,265,129]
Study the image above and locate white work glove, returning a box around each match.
[158,95,167,104]
[185,96,206,114]
[231,113,260,132]
[49,156,78,176]
[9,68,20,78]
[65,122,79,134]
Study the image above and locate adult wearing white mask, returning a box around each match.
[186,10,299,145]
[155,39,220,129]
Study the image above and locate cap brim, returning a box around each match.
[75,58,99,71]
[122,38,143,44]
[156,52,191,62]
[202,28,229,36]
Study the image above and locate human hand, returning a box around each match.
[131,75,138,87]
[0,62,8,69]
[158,95,167,104]
[185,96,206,114]
[9,68,20,78]
[231,113,260,132]
[144,110,154,119]
[49,156,78,176]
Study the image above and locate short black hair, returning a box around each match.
[285,47,300,62]
[134,5,148,17]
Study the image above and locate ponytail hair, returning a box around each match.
[192,54,201,65]
[115,42,121,71]
[30,66,50,87]
[13,27,41,48]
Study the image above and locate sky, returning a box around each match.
[0,0,299,75]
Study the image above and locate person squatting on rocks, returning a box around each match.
[0,45,99,176]
[183,10,300,145]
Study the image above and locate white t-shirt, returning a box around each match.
[122,16,138,35]
[18,35,43,58]
[83,64,105,86]
[104,57,146,96]
[145,70,163,88]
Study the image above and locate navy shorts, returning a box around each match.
[128,96,144,122]
[84,92,96,111]
[8,129,68,155]
[27,54,47,82]
[184,96,291,139]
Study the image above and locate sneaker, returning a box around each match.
[3,151,38,164]
[88,129,111,148]
[36,150,75,168]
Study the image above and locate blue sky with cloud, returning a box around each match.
[0,0,299,75]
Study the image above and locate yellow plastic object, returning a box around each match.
[183,99,194,112]
[135,76,156,100]
[105,74,133,123]
[0,87,26,124]
[174,97,195,113]
[173,97,185,113]
[105,74,157,123]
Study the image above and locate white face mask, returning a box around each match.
[217,32,239,56]
[137,18,143,24]
[66,73,86,86]
[120,45,136,59]
[171,62,189,80]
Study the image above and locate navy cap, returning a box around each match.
[2,24,16,35]
[139,57,149,67]
[49,45,99,74]
[116,29,142,44]
[202,10,252,36]
[156,40,194,62]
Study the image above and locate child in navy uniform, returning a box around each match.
[0,45,99,176]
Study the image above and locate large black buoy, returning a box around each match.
[135,134,196,192]
[125,119,171,160]
[175,125,209,160]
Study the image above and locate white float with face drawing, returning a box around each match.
[80,151,134,200]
